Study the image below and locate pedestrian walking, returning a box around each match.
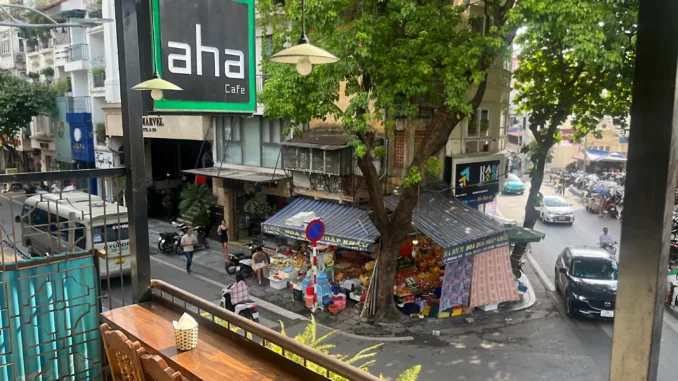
[217,219,229,260]
[181,227,196,273]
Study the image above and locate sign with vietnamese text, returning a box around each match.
[262,224,374,252]
[443,231,509,264]
[152,0,255,113]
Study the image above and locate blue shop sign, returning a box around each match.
[67,113,94,163]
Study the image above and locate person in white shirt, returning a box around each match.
[181,227,197,273]
[599,227,614,245]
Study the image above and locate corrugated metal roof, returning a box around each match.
[384,192,506,250]
[280,134,352,151]
[261,197,379,252]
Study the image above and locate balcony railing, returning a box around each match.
[64,96,91,113]
[66,44,89,62]
[257,74,267,92]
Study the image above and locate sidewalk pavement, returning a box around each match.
[147,217,540,338]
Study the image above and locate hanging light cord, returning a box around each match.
[299,0,309,44]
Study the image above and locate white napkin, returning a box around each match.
[173,313,198,330]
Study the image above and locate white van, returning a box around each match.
[16,192,131,277]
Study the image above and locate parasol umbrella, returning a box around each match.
[508,226,546,244]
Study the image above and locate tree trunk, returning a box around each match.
[372,230,410,322]
[510,139,553,275]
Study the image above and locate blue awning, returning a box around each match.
[385,192,508,263]
[261,197,379,252]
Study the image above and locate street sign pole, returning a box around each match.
[305,219,325,312]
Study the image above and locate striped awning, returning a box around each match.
[261,197,379,252]
[385,192,508,263]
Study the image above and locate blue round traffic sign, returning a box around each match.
[305,219,325,243]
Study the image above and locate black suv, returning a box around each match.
[555,246,618,318]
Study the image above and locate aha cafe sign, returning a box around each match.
[152,0,255,113]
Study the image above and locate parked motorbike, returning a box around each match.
[226,242,264,277]
[172,221,210,253]
[220,284,259,323]
[157,232,180,253]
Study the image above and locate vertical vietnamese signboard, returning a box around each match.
[152,0,256,113]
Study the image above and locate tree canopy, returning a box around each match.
[508,0,637,266]
[0,70,57,143]
[257,0,517,321]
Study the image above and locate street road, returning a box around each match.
[497,181,678,381]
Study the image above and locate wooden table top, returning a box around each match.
[101,302,324,381]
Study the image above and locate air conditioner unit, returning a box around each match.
[15,54,24,63]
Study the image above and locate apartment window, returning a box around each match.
[499,110,507,136]
[605,146,610,151]
[469,12,486,35]
[465,140,490,154]
[468,109,490,138]
[394,130,406,169]
[223,118,242,164]
[221,116,285,169]
[18,38,24,53]
[0,32,10,55]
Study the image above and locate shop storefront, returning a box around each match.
[383,191,519,317]
[259,192,523,318]
[261,197,380,307]
[185,166,290,242]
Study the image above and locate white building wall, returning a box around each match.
[102,0,121,103]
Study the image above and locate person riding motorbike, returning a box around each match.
[599,227,614,246]
[222,272,249,311]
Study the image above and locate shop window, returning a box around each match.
[394,130,405,169]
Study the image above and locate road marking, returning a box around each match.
[525,252,556,292]
[149,255,414,341]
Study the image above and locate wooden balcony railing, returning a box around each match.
[150,280,381,381]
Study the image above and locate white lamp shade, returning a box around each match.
[270,42,339,65]
[132,77,182,91]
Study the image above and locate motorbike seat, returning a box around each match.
[160,232,178,238]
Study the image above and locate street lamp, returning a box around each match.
[132,72,182,100]
[269,0,338,76]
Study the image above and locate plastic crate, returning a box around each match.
[270,279,288,290]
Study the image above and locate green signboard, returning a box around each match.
[151,0,256,113]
